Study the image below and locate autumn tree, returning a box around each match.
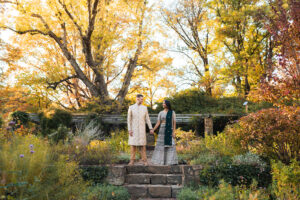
[162,0,218,96]
[212,0,270,97]
[0,0,169,112]
[249,0,300,105]
[124,40,175,109]
[129,70,175,110]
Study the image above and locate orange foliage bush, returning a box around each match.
[225,106,300,164]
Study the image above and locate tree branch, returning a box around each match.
[168,49,203,77]
[57,0,83,37]
[107,61,128,84]
[0,26,49,36]
[47,75,78,90]
[0,0,16,4]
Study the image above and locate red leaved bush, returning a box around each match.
[225,107,300,164]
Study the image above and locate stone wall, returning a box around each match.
[106,164,203,186]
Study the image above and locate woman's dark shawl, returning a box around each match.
[164,110,173,146]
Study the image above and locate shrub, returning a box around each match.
[84,140,117,165]
[39,109,72,137]
[225,107,300,164]
[55,139,117,165]
[80,166,108,185]
[178,180,270,200]
[176,138,209,164]
[11,111,30,127]
[0,135,87,200]
[205,132,246,157]
[271,159,300,199]
[199,163,272,188]
[154,88,273,114]
[176,130,239,165]
[177,187,199,200]
[52,123,117,166]
[48,124,70,144]
[190,151,231,167]
[175,128,196,148]
[212,116,240,134]
[115,152,141,164]
[74,119,105,145]
[209,181,270,200]
[108,129,129,153]
[0,116,3,128]
[232,152,267,169]
[81,184,130,200]
[51,109,72,127]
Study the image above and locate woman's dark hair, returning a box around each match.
[164,100,172,111]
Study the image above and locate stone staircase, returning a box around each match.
[106,133,203,199]
[124,165,183,200]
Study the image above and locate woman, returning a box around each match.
[151,100,178,165]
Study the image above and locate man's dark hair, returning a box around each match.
[136,94,143,98]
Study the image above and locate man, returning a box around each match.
[127,94,154,165]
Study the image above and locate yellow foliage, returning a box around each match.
[88,140,109,150]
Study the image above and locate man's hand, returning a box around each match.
[129,131,133,136]
[150,129,154,134]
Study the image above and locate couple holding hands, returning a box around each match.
[127,94,178,166]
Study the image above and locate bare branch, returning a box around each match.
[57,0,83,37]
[47,75,78,90]
[168,49,203,77]
[107,61,128,84]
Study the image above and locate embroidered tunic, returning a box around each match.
[127,103,153,146]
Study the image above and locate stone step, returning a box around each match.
[126,173,182,185]
[124,184,183,199]
[126,165,182,174]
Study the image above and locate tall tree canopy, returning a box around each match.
[212,0,270,97]
[0,0,170,111]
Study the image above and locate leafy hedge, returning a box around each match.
[11,111,30,126]
[80,166,108,185]
[177,181,270,200]
[199,163,272,188]
[39,109,72,138]
[154,88,273,114]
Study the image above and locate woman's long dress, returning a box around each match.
[151,111,178,165]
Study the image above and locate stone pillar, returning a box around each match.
[204,117,213,135]
[146,133,155,146]
[146,133,155,157]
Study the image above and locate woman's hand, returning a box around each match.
[172,131,175,138]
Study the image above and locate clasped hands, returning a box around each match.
[129,129,155,136]
[130,129,175,137]
[150,129,175,138]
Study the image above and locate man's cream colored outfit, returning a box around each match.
[127,103,153,162]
